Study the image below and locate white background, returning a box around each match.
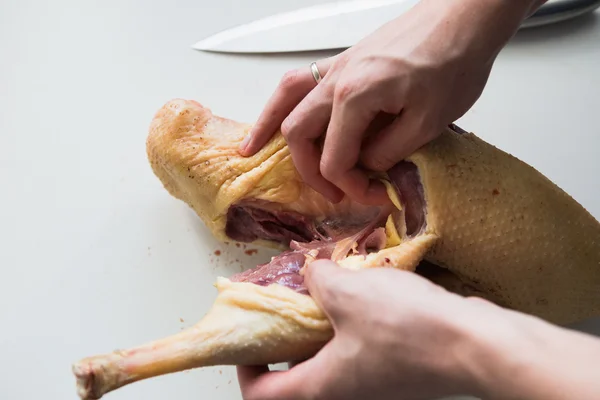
[1,1,599,399]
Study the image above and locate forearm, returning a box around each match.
[467,311,600,399]
[417,0,549,62]
[512,326,600,399]
[463,0,550,25]
[460,0,544,54]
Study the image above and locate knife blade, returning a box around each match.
[192,0,600,54]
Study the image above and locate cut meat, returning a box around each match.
[230,251,309,294]
[290,239,337,260]
[228,162,426,293]
[229,227,389,293]
[357,228,387,254]
[387,161,426,237]
[225,204,316,244]
[229,215,391,292]
[224,201,385,246]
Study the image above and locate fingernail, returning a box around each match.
[239,134,251,152]
[368,183,391,205]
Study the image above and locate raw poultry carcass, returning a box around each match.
[72,99,600,399]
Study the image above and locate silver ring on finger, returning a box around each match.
[310,62,322,84]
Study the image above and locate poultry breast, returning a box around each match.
[72,99,600,400]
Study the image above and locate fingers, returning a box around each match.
[239,58,334,156]
[236,358,322,400]
[303,260,355,324]
[281,81,344,203]
[237,365,293,400]
[237,365,270,388]
[319,81,389,205]
[360,109,440,172]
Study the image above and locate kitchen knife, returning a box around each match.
[192,0,600,54]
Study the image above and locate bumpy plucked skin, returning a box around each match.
[148,99,600,326]
[408,132,600,324]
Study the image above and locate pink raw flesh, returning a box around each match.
[230,227,388,294]
[231,251,309,294]
[225,205,316,245]
[228,161,426,293]
[225,201,382,246]
[357,228,387,254]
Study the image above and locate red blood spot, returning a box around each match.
[384,258,390,263]
[245,249,258,256]
[214,250,221,256]
[492,189,500,196]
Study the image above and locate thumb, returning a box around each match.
[304,259,355,323]
[236,350,331,400]
[236,364,309,400]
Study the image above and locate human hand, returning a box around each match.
[239,0,536,205]
[236,260,496,400]
[236,259,600,400]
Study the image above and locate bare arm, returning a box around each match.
[472,309,600,400]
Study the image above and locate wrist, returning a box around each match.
[434,0,534,63]
[459,310,549,399]
[417,298,527,397]
[438,300,556,398]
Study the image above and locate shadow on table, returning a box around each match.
[568,316,600,337]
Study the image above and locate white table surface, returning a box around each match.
[1,1,599,399]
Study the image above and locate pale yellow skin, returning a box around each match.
[72,99,600,399]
